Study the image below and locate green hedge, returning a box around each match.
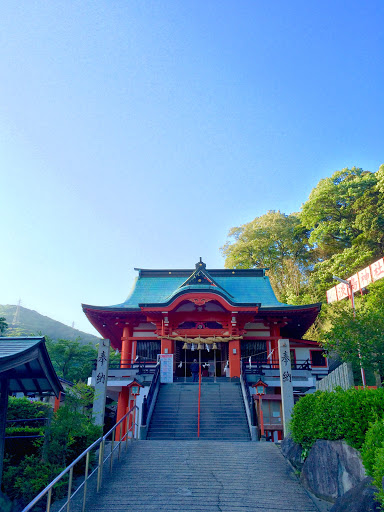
[290,387,384,450]
[361,419,384,507]
[7,396,51,421]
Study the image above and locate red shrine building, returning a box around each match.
[83,259,327,441]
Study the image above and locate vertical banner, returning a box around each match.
[159,354,173,383]
[358,267,372,288]
[370,258,384,281]
[348,274,360,294]
[278,339,294,437]
[326,287,337,303]
[335,282,349,300]
[92,339,110,426]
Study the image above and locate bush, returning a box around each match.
[290,387,384,450]
[7,396,51,421]
[372,448,384,507]
[3,455,55,504]
[5,398,50,465]
[48,404,101,469]
[361,419,384,475]
[361,419,384,507]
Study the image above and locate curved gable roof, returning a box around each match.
[0,337,62,396]
[102,267,295,310]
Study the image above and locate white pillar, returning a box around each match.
[278,339,294,437]
[92,339,110,426]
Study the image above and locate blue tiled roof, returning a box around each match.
[0,337,63,396]
[109,271,289,309]
[0,337,41,358]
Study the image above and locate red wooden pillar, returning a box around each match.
[121,326,132,368]
[115,386,129,441]
[229,339,241,378]
[161,338,173,354]
[53,391,62,412]
[270,324,280,368]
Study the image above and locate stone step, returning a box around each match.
[148,382,250,441]
[70,441,318,512]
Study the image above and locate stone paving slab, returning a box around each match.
[62,441,319,512]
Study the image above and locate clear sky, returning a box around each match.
[1,1,383,335]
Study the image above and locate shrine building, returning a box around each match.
[83,259,326,441]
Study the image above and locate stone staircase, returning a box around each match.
[146,382,251,440]
[73,441,318,512]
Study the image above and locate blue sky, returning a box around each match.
[1,1,383,335]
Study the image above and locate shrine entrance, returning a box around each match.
[174,341,228,379]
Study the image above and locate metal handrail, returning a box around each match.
[21,405,139,512]
[241,360,257,427]
[141,363,160,427]
[244,358,315,372]
[93,359,158,371]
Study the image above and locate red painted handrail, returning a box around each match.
[197,364,201,438]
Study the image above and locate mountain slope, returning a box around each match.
[0,305,101,346]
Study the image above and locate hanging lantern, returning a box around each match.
[212,342,217,350]
[182,342,188,350]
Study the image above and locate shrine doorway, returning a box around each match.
[175,342,228,379]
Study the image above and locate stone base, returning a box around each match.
[330,477,380,512]
[300,440,366,501]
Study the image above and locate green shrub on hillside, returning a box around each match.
[361,420,384,507]
[290,387,384,450]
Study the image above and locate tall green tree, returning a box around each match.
[301,166,384,299]
[300,167,378,258]
[45,338,96,382]
[221,210,313,302]
[0,317,8,334]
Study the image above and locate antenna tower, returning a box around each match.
[12,299,21,325]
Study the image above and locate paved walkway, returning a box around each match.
[72,440,319,512]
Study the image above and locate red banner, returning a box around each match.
[336,282,349,300]
[348,274,360,293]
[326,287,337,303]
[358,267,372,288]
[370,258,384,282]
[326,256,384,303]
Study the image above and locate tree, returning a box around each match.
[300,167,378,258]
[45,338,97,382]
[0,317,8,334]
[221,210,314,302]
[300,166,384,300]
[47,383,100,467]
[321,280,384,381]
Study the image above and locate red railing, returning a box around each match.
[197,364,201,438]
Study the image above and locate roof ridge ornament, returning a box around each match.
[196,257,206,269]
[174,259,234,297]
